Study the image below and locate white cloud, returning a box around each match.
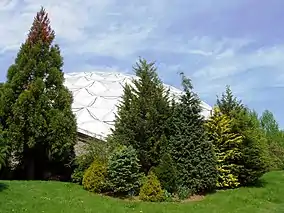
[190,44,284,102]
[1,0,284,107]
[0,0,248,59]
[0,0,164,57]
[193,44,284,80]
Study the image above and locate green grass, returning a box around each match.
[0,171,284,213]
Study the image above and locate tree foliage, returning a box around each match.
[154,152,177,193]
[72,139,112,184]
[0,7,77,179]
[82,160,107,193]
[217,87,269,185]
[168,73,217,194]
[206,107,243,188]
[0,134,7,171]
[216,85,243,115]
[139,171,164,202]
[111,58,171,172]
[107,145,142,196]
[260,110,284,170]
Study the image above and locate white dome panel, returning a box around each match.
[64,71,212,140]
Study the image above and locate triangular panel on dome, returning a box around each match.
[64,71,212,140]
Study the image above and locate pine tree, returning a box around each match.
[0,7,77,179]
[111,58,171,173]
[206,107,243,188]
[168,73,217,194]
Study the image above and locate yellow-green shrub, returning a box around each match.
[72,139,113,184]
[82,160,107,193]
[139,171,164,202]
[206,107,242,189]
[217,167,240,188]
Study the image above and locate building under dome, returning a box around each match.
[64,71,212,142]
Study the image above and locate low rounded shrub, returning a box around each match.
[72,139,112,184]
[82,160,107,193]
[177,185,191,200]
[107,145,142,196]
[139,171,164,202]
[71,168,85,184]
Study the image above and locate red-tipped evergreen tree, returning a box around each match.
[0,7,77,180]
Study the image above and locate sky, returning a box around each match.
[0,0,283,127]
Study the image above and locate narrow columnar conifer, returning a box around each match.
[168,73,217,194]
[0,7,77,179]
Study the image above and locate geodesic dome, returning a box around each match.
[64,71,212,140]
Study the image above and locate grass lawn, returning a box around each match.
[0,171,284,213]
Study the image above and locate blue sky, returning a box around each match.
[0,0,283,127]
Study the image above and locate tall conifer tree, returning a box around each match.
[0,7,77,179]
[168,73,217,194]
[111,58,171,172]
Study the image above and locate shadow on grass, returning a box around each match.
[0,183,8,192]
[247,179,268,188]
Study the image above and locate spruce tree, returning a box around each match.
[107,145,142,195]
[168,73,217,194]
[0,7,77,179]
[217,85,243,116]
[111,58,171,172]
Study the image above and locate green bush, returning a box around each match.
[72,139,112,184]
[139,171,164,202]
[71,167,85,184]
[177,186,191,200]
[163,190,174,202]
[268,142,284,170]
[107,145,142,196]
[72,154,94,184]
[154,153,177,193]
[82,160,107,193]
